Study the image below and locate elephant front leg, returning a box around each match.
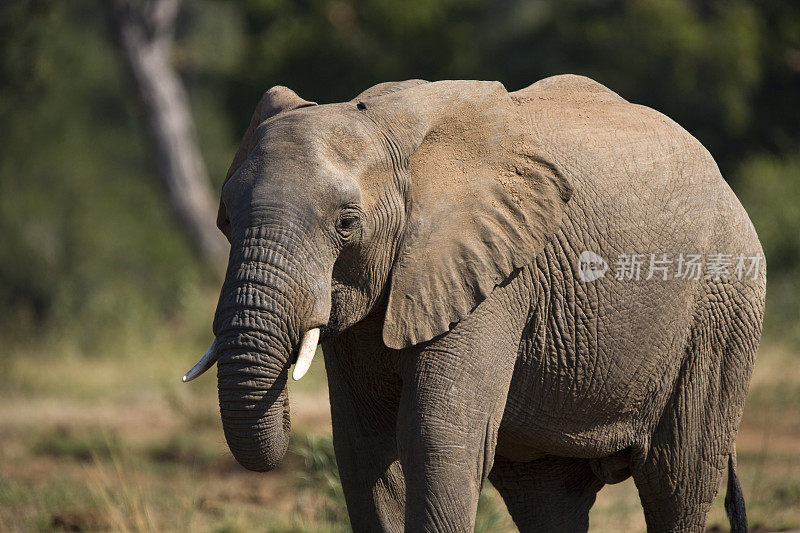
[330,398,406,532]
[396,293,524,531]
[397,383,504,531]
[324,341,407,532]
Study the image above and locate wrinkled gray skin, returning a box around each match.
[207,76,765,532]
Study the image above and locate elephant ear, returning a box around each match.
[379,80,572,349]
[216,86,316,237]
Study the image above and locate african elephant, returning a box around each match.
[182,75,765,532]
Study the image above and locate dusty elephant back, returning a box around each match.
[511,74,762,257]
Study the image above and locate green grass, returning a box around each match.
[32,427,123,462]
[0,327,798,531]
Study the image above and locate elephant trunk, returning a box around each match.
[212,227,324,472]
[216,332,292,472]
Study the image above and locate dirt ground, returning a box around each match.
[1,338,798,532]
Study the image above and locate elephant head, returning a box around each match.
[183,80,571,472]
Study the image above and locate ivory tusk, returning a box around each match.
[182,339,218,382]
[292,328,320,381]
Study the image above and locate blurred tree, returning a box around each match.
[0,0,206,349]
[108,0,227,271]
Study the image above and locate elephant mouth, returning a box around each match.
[182,327,323,383]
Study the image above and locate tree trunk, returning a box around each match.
[109,0,228,272]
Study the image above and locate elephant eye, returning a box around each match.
[336,210,362,237]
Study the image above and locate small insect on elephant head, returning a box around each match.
[182,80,571,472]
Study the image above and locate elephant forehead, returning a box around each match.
[245,109,389,207]
[225,144,360,220]
[257,106,379,169]
[245,155,361,211]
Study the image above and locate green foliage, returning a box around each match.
[475,486,515,532]
[292,433,348,523]
[0,0,798,354]
[736,152,800,343]
[737,153,800,276]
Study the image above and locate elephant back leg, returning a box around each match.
[631,281,763,532]
[488,455,603,532]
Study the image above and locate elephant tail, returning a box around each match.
[724,450,748,533]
